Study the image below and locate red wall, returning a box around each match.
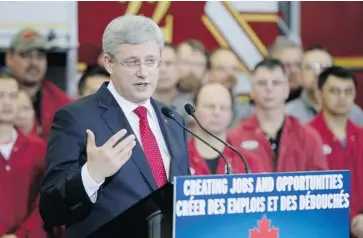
[301,2,363,56]
[77,1,278,65]
[301,2,363,107]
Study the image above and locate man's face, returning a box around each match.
[273,47,302,90]
[6,49,47,87]
[320,75,356,116]
[251,67,289,110]
[14,90,35,133]
[208,49,240,90]
[195,84,233,135]
[157,46,179,91]
[81,75,109,97]
[176,43,193,78]
[190,50,207,80]
[0,78,19,123]
[301,50,333,91]
[104,41,161,104]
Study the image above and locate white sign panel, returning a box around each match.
[0,1,76,49]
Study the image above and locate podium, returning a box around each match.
[88,183,173,238]
[88,171,351,238]
[173,171,351,238]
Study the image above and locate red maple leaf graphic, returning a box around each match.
[249,215,279,238]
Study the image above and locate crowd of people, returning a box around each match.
[0,15,363,238]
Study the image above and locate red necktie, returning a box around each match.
[134,106,167,188]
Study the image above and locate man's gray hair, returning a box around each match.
[268,36,301,57]
[102,15,164,57]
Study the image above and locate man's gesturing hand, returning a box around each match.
[86,129,136,183]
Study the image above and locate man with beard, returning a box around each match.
[308,66,363,237]
[176,42,193,79]
[5,28,71,139]
[185,39,208,81]
[207,47,254,126]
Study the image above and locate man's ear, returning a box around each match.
[103,54,113,75]
[5,51,13,68]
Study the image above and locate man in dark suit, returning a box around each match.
[39,15,190,238]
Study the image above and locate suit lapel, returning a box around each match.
[151,99,185,178]
[97,83,157,190]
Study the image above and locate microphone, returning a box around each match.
[161,107,233,175]
[184,103,252,173]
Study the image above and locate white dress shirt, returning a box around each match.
[81,82,171,203]
[0,128,18,161]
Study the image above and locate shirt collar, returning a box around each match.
[300,91,319,115]
[107,81,154,118]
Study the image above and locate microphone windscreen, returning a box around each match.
[184,103,196,115]
[161,107,174,118]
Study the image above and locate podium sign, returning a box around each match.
[173,170,350,238]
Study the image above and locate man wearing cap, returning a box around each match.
[5,28,71,140]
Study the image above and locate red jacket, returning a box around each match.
[188,137,262,175]
[228,115,328,172]
[33,81,71,140]
[309,113,363,220]
[0,129,46,238]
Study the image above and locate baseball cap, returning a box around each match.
[9,28,47,52]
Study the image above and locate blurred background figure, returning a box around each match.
[188,83,259,175]
[77,67,109,97]
[228,59,328,172]
[308,66,363,231]
[286,45,363,125]
[153,43,195,123]
[14,90,37,137]
[268,36,303,102]
[153,43,180,105]
[96,48,105,69]
[185,39,208,81]
[5,28,71,139]
[176,41,193,78]
[0,71,46,238]
[207,47,254,126]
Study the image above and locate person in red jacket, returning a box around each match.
[308,66,363,237]
[5,28,71,140]
[188,83,261,175]
[0,71,46,238]
[228,58,328,172]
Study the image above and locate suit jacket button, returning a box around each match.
[70,202,82,210]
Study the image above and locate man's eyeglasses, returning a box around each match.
[303,62,332,72]
[115,58,162,68]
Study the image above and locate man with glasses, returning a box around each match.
[268,37,303,102]
[5,29,71,140]
[286,45,363,125]
[228,58,328,173]
[40,15,190,238]
[207,47,254,126]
